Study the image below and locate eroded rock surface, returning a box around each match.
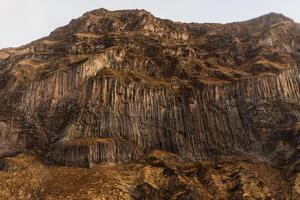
[0,152,296,200]
[0,8,300,199]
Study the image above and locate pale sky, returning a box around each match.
[0,0,299,49]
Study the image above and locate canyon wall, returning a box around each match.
[0,9,299,169]
[16,60,300,166]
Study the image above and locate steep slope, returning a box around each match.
[0,8,300,198]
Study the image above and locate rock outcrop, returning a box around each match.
[0,8,300,198]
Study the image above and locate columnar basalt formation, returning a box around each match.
[0,8,300,194]
[0,8,300,199]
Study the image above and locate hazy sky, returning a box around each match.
[0,0,299,49]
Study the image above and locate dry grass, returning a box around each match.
[42,40,61,46]
[0,152,291,200]
[75,33,102,39]
[62,138,114,146]
[0,52,10,60]
[11,60,50,84]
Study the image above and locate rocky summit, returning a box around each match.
[0,8,300,199]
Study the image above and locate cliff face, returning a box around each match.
[0,8,300,198]
[0,9,299,164]
[20,66,300,167]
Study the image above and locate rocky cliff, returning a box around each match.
[0,8,300,199]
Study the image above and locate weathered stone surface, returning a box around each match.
[0,152,295,200]
[0,10,299,167]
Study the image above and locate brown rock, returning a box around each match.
[0,8,299,199]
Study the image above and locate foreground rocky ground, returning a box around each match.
[0,151,298,200]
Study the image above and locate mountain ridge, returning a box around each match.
[0,9,298,90]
